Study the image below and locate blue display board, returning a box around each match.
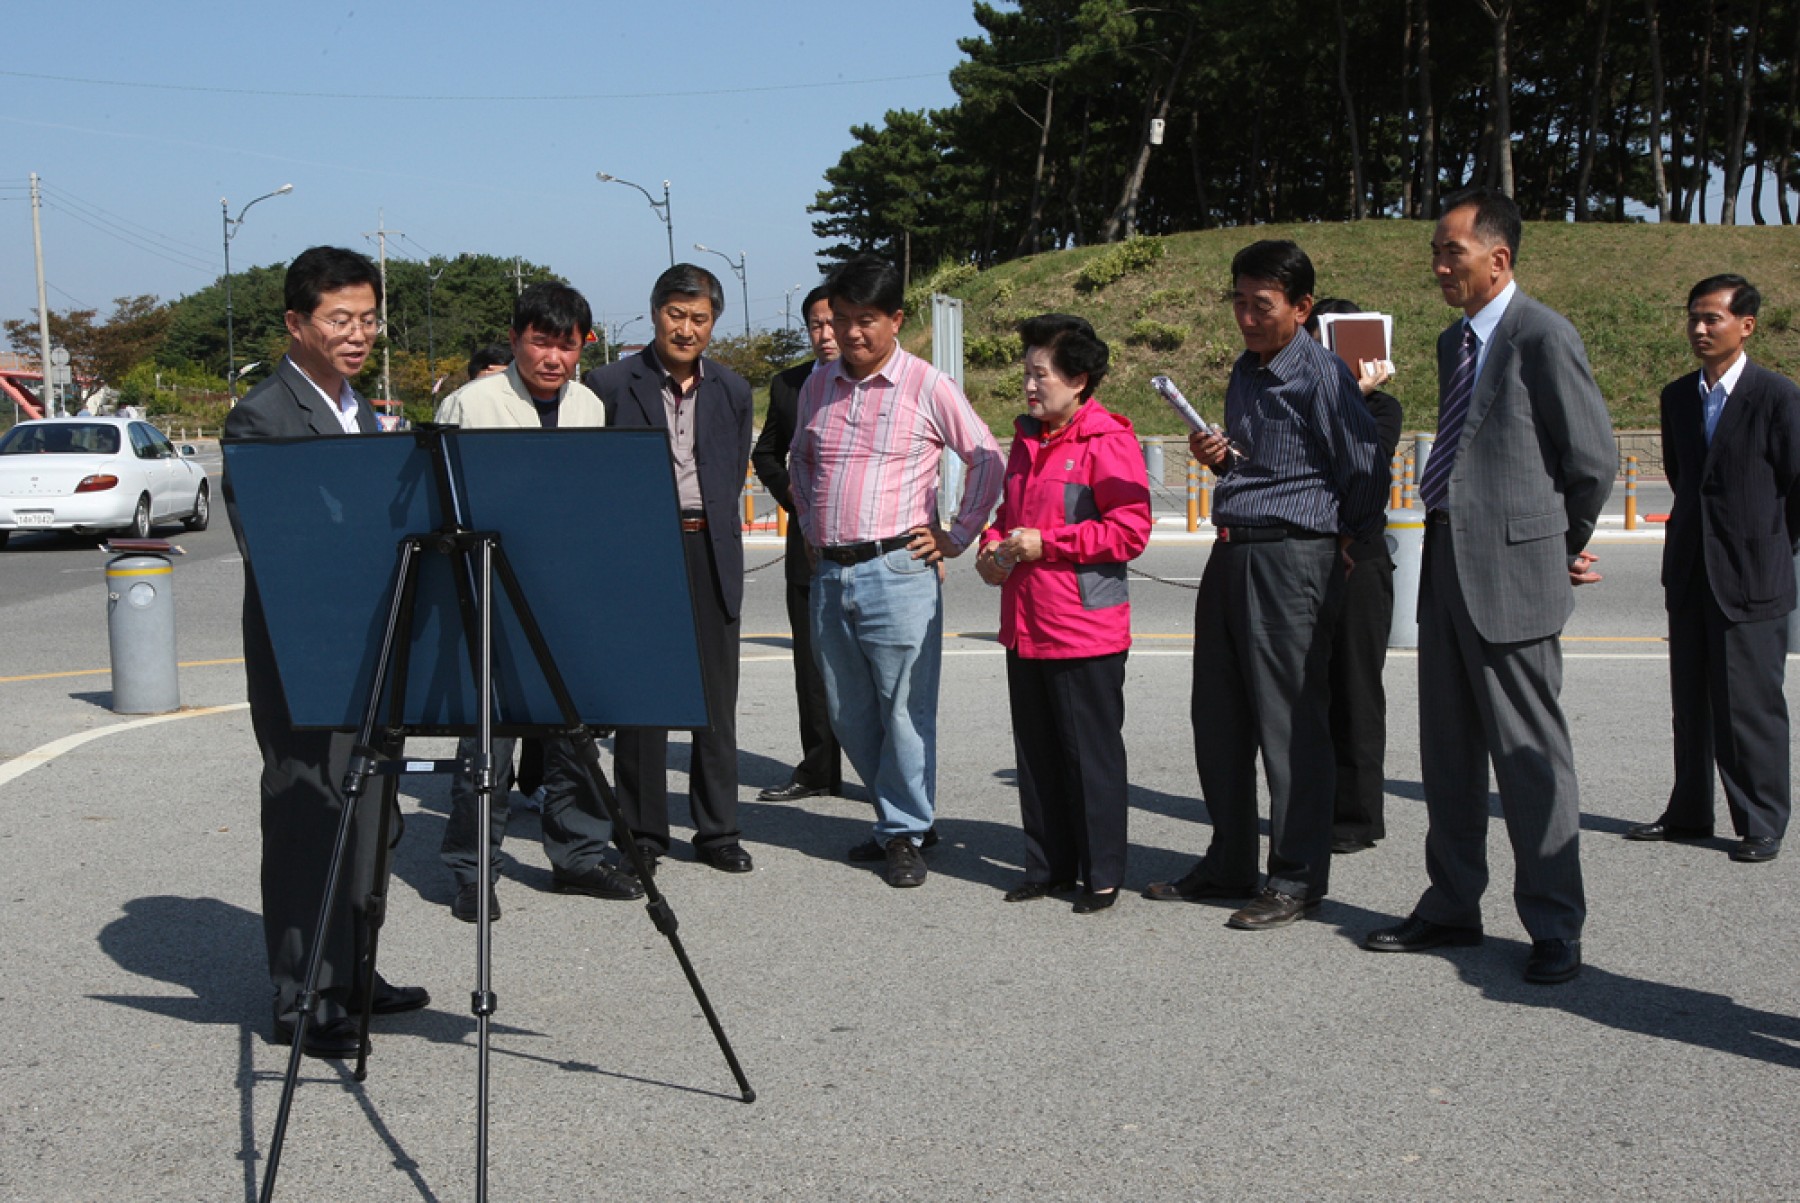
[223,428,708,732]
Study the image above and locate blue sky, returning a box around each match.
[1,0,983,340]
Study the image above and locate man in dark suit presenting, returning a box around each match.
[585,265,755,875]
[1627,275,1800,864]
[750,285,843,802]
[1363,189,1615,985]
[223,246,429,1057]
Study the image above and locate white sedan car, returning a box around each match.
[0,417,211,547]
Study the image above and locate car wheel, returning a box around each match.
[126,494,153,539]
[0,531,10,550]
[183,482,211,531]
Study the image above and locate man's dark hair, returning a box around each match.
[284,246,382,315]
[1229,240,1315,305]
[826,255,905,315]
[650,263,725,316]
[467,344,512,379]
[801,284,831,317]
[512,281,592,339]
[1441,186,1523,261]
[1018,313,1109,400]
[1304,297,1362,337]
[1688,273,1761,318]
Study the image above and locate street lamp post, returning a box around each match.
[596,172,674,267]
[693,243,750,338]
[221,184,294,403]
[425,261,446,394]
[784,283,804,330]
[604,314,645,363]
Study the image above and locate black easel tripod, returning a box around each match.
[257,426,754,1203]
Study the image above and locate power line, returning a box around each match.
[38,181,217,259]
[0,66,950,103]
[38,199,216,276]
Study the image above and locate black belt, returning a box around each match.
[818,533,913,565]
[1215,524,1332,544]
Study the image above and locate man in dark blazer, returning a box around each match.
[222,246,429,1057]
[750,285,843,802]
[584,264,755,874]
[1363,189,1615,985]
[1627,274,1800,863]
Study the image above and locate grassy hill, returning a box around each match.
[899,222,1800,438]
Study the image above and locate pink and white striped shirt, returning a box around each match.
[790,344,1003,550]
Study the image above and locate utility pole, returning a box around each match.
[29,173,54,416]
[514,258,524,296]
[365,210,398,405]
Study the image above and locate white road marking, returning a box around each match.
[0,702,248,789]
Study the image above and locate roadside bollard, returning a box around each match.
[1386,507,1427,648]
[776,507,788,539]
[105,544,180,714]
[1410,433,1436,509]
[1143,438,1165,492]
[1389,451,1404,510]
[1185,457,1199,533]
[1401,455,1416,508]
[1624,456,1638,530]
[743,463,756,529]
[1200,465,1213,522]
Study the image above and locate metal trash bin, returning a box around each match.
[106,546,180,714]
[1387,507,1427,649]
[1143,438,1165,489]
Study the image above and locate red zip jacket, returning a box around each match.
[980,397,1153,658]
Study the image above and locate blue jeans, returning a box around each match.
[810,547,942,841]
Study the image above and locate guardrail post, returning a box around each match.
[1186,457,1199,533]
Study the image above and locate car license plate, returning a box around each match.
[15,510,53,526]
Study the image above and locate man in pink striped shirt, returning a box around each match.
[790,256,1003,888]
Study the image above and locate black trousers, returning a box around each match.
[1665,578,1792,840]
[1189,536,1340,899]
[1007,649,1130,893]
[1329,554,1394,843]
[614,529,741,854]
[786,576,842,791]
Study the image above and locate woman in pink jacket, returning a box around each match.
[976,314,1153,913]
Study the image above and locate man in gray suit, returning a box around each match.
[1363,189,1615,985]
[224,246,429,1056]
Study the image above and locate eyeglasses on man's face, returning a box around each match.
[310,312,385,336]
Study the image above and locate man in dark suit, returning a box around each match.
[584,264,754,874]
[222,246,429,1057]
[1363,189,1615,985]
[1627,274,1800,863]
[750,285,843,802]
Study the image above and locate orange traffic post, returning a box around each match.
[1389,452,1403,510]
[1186,457,1199,533]
[1624,455,1638,531]
[1401,454,1416,509]
[1200,465,1213,522]
[776,506,788,538]
[743,463,756,529]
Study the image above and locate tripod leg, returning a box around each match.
[568,729,756,1103]
[350,766,403,1083]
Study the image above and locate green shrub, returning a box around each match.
[1763,305,1793,334]
[904,259,981,317]
[1075,236,1167,293]
[1125,320,1189,351]
[1137,286,1196,316]
[965,334,1021,368]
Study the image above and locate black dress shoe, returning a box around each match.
[1363,914,1484,953]
[553,861,646,900]
[1730,836,1781,863]
[757,780,830,802]
[848,827,939,862]
[1226,887,1319,931]
[1623,820,1713,842]
[1331,837,1376,854]
[1523,938,1582,984]
[1072,889,1118,914]
[1003,879,1075,902]
[1142,866,1256,902]
[450,882,501,924]
[698,842,754,873]
[617,842,661,880]
[370,978,431,1015]
[882,837,927,888]
[272,1014,363,1060]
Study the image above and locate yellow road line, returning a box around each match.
[0,657,243,684]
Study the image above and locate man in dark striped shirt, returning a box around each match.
[1145,239,1385,931]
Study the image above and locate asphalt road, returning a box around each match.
[6,466,1798,1202]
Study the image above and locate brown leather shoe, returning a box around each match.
[1226,887,1320,930]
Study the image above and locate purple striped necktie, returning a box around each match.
[1419,322,1478,512]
